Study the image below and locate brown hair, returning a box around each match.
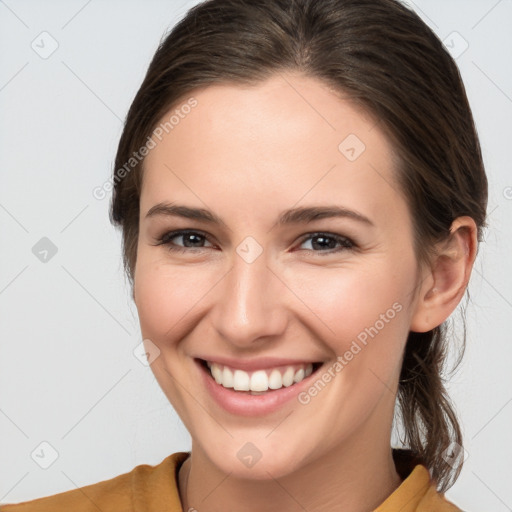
[110,0,488,491]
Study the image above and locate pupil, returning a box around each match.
[312,236,335,250]
[185,234,203,247]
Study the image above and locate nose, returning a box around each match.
[210,247,288,348]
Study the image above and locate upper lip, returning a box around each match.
[196,356,321,372]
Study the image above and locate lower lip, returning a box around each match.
[195,359,323,417]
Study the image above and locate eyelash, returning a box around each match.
[153,229,356,256]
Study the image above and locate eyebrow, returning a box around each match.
[145,202,374,227]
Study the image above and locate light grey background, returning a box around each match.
[0,0,510,510]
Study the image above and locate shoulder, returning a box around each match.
[376,450,463,511]
[417,484,462,511]
[376,464,463,511]
[0,452,190,512]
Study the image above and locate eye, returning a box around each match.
[153,229,355,256]
[296,232,355,255]
[154,230,215,253]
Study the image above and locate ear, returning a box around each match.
[410,216,478,333]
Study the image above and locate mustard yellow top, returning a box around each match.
[1,450,461,511]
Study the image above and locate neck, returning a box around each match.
[178,430,402,512]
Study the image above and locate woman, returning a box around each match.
[2,0,487,510]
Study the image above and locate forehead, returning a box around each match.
[141,73,408,229]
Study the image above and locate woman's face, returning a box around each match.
[134,73,424,478]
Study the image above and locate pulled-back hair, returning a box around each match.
[110,0,488,491]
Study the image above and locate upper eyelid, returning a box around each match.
[296,231,352,242]
[157,229,355,248]
[159,229,215,245]
[295,232,355,251]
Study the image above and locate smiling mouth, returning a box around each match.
[197,358,324,395]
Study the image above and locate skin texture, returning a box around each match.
[133,72,477,512]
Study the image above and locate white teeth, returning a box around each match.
[282,367,295,387]
[250,370,269,392]
[268,369,282,390]
[206,361,315,392]
[293,368,305,383]
[222,366,234,388]
[211,364,222,384]
[233,369,250,391]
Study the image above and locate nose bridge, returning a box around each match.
[212,240,285,345]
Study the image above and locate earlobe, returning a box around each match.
[410,216,478,333]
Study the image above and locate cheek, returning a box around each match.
[283,257,416,404]
[287,261,412,343]
[134,258,217,341]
